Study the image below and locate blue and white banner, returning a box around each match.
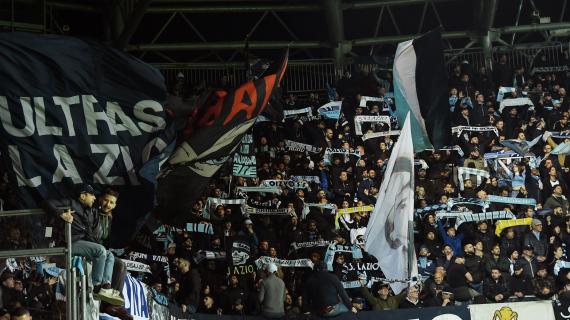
[283,107,312,118]
[123,274,150,320]
[496,86,517,102]
[487,195,537,207]
[317,101,342,119]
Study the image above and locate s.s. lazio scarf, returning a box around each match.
[324,148,361,165]
[324,242,363,271]
[452,126,498,137]
[284,140,322,154]
[255,256,314,269]
[457,167,490,190]
[354,115,391,135]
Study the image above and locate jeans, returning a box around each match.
[72,240,114,286]
[323,303,349,317]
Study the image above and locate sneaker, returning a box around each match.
[95,288,125,306]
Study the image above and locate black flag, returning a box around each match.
[155,50,288,227]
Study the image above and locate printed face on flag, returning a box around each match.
[232,241,250,265]
[384,160,412,250]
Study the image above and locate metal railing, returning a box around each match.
[157,59,340,94]
[444,42,570,72]
[156,43,569,94]
[0,208,85,320]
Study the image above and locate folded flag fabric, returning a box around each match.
[392,29,450,151]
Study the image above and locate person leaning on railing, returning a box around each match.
[41,184,124,306]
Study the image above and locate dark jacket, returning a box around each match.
[222,284,249,315]
[175,269,201,308]
[483,276,511,301]
[398,298,423,309]
[302,271,351,313]
[518,256,538,279]
[509,273,535,295]
[523,232,549,258]
[465,253,484,283]
[42,198,98,243]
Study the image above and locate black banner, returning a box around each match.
[226,236,252,266]
[555,298,570,320]
[187,305,470,319]
[0,33,173,240]
[342,261,384,282]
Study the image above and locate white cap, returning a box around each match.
[266,263,278,273]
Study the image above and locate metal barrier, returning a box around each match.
[158,59,339,94]
[0,208,85,320]
[156,43,570,94]
[444,42,570,72]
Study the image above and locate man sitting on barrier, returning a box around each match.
[43,184,124,306]
[93,189,131,319]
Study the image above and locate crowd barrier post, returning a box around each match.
[0,208,77,320]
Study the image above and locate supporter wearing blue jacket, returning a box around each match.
[438,221,465,256]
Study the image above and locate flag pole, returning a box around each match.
[407,222,416,287]
[407,118,416,288]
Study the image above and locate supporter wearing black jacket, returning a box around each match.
[302,262,351,316]
[483,268,511,302]
[464,243,484,289]
[509,263,535,299]
[519,245,538,279]
[42,184,123,306]
[332,171,355,205]
[174,258,201,314]
[500,230,521,258]
[471,94,489,126]
[484,244,511,277]
[221,275,248,315]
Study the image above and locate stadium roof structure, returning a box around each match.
[1,0,569,68]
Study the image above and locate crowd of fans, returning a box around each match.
[1,52,570,319]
